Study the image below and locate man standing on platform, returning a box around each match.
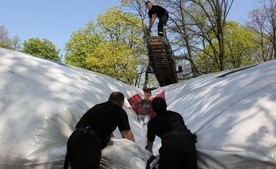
[145,1,169,37]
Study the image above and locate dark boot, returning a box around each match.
[158,31,164,37]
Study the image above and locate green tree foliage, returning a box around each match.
[247,0,276,61]
[196,21,259,73]
[21,38,61,61]
[224,21,259,68]
[10,35,22,51]
[0,25,22,51]
[0,25,12,50]
[65,7,144,85]
[65,21,103,68]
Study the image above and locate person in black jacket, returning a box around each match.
[64,92,135,169]
[146,97,198,169]
[145,1,169,37]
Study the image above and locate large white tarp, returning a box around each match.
[0,48,149,169]
[152,62,276,169]
[0,47,276,168]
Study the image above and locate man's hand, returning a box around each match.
[121,130,135,142]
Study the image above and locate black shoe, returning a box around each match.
[158,31,164,37]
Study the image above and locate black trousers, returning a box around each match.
[159,134,198,169]
[158,15,168,36]
[66,130,101,169]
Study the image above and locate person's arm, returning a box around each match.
[132,100,142,109]
[120,130,135,142]
[149,14,157,29]
[146,140,153,153]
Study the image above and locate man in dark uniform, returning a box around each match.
[145,1,169,37]
[146,97,198,169]
[64,92,135,169]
